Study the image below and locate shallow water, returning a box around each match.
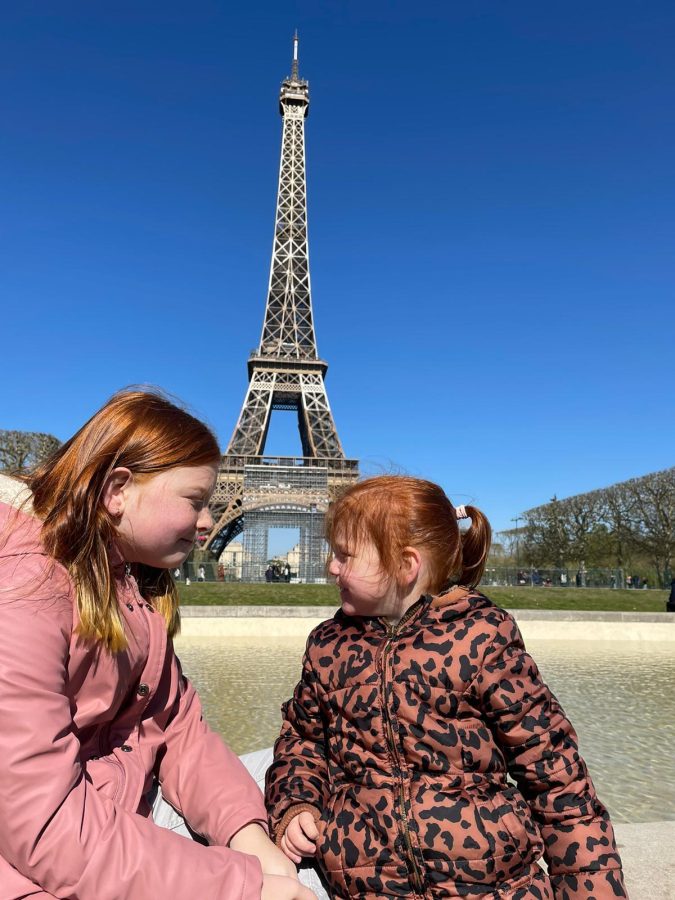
[174,634,675,824]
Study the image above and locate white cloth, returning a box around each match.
[0,473,32,510]
[152,748,331,899]
[239,748,331,899]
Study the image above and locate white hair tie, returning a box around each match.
[455,505,469,520]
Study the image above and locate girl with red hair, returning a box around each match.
[266,475,626,899]
[0,389,314,900]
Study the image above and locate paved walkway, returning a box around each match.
[614,821,674,899]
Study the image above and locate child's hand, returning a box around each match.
[280,811,319,864]
[230,823,297,879]
[261,874,317,900]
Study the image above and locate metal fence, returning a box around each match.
[480,566,652,589]
[175,562,654,590]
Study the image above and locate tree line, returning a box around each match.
[505,467,674,587]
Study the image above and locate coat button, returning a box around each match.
[121,744,132,752]
[126,603,134,611]
[137,683,150,697]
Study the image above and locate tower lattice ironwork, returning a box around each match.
[205,35,358,580]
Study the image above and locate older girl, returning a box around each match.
[0,389,314,900]
[266,475,626,899]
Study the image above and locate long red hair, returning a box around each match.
[28,389,220,651]
[326,475,491,593]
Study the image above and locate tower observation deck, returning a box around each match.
[205,35,359,581]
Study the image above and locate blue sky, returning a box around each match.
[1,1,674,537]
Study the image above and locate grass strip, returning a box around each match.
[177,582,669,613]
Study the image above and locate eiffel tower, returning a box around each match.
[206,35,358,581]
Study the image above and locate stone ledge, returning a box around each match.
[180,605,336,618]
[180,605,675,623]
[176,608,675,640]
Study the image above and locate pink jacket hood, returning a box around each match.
[0,499,266,899]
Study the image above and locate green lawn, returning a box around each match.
[178,582,669,612]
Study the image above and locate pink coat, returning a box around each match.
[0,501,266,899]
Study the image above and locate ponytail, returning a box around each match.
[458,505,491,588]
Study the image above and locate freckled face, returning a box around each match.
[115,463,218,568]
[327,538,397,618]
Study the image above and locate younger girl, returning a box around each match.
[0,389,315,900]
[265,475,626,899]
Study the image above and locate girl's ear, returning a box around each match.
[102,467,133,518]
[399,546,422,586]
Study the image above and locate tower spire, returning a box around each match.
[291,30,299,81]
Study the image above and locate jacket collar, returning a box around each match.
[388,586,479,634]
[430,584,472,609]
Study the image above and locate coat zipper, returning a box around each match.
[380,610,426,895]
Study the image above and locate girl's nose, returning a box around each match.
[327,556,340,576]
[197,507,214,531]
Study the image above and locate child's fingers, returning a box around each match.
[286,829,317,857]
[291,832,317,856]
[298,811,319,841]
[280,832,303,865]
[285,814,318,857]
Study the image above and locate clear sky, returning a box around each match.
[1,1,674,536]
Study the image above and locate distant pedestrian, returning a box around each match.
[667,579,675,612]
[197,564,206,582]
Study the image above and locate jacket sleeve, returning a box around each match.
[264,639,329,843]
[0,556,263,900]
[156,647,269,846]
[474,613,626,900]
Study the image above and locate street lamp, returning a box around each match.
[510,516,521,568]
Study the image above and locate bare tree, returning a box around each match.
[0,430,61,474]
[603,482,638,571]
[522,498,570,568]
[626,469,675,587]
[559,494,593,563]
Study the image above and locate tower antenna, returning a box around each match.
[291,29,299,81]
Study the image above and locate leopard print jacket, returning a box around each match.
[265,587,626,899]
